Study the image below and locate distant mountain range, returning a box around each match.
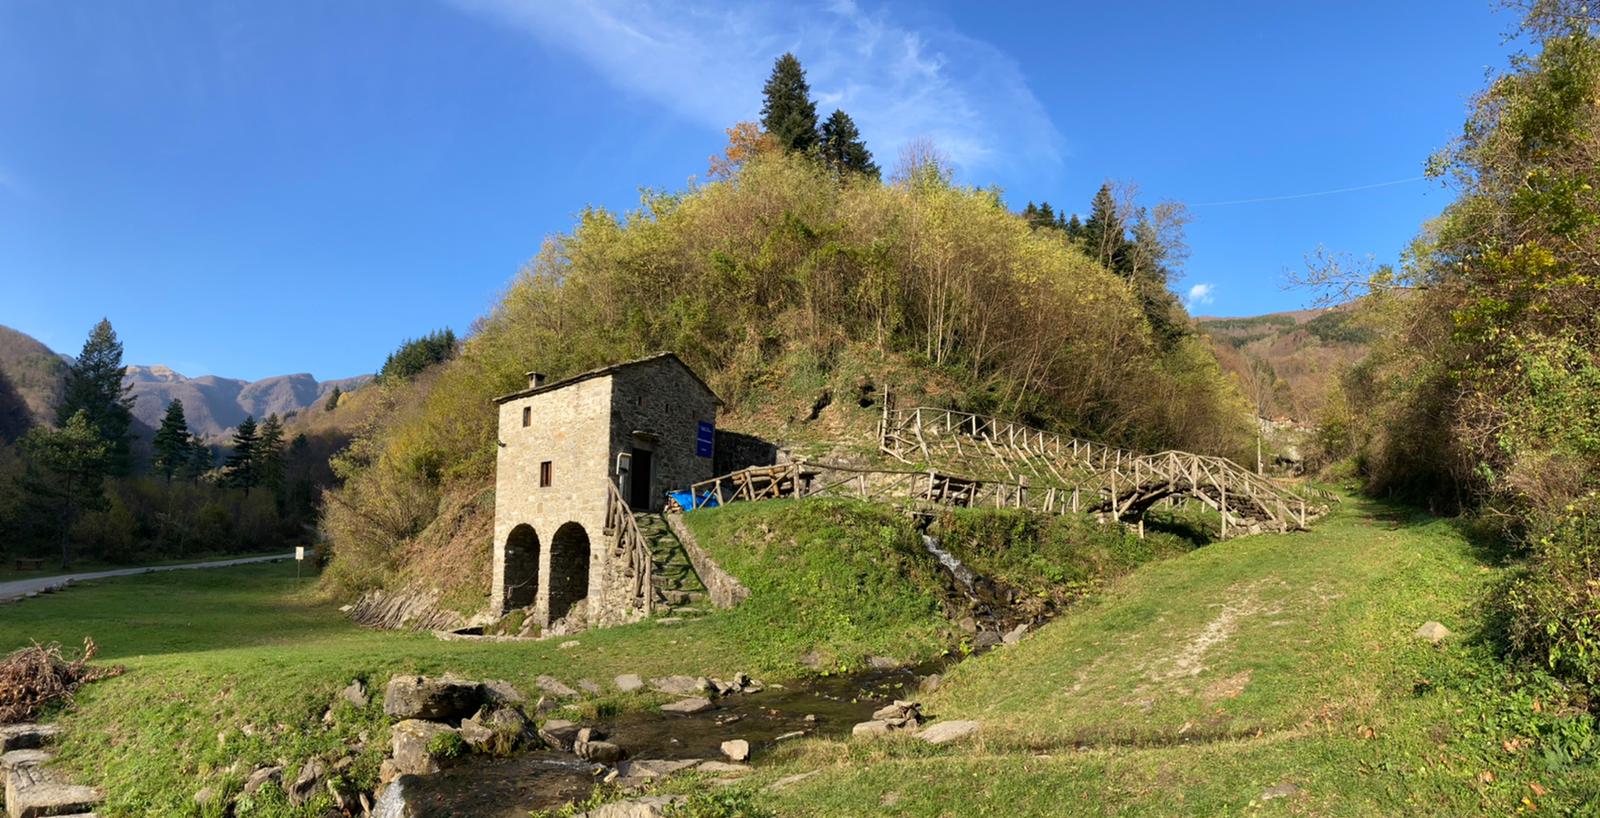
[0,324,371,441]
[123,365,371,441]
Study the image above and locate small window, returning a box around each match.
[522,406,531,427]
[539,461,553,487]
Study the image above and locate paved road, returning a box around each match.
[0,553,302,602]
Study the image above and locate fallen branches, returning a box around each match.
[0,638,124,723]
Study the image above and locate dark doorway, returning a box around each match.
[628,448,654,510]
[548,522,591,623]
[502,524,540,611]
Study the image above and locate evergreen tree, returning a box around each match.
[1080,184,1126,271]
[224,416,259,494]
[818,109,878,178]
[151,399,192,482]
[324,386,341,412]
[56,319,134,475]
[378,329,457,383]
[760,53,819,153]
[1065,214,1084,240]
[20,411,109,569]
[183,438,213,484]
[256,414,286,495]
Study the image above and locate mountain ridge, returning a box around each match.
[0,324,372,440]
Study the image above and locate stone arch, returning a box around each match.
[548,522,591,624]
[502,524,540,610]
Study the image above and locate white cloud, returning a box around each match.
[1184,283,1215,310]
[447,0,1062,178]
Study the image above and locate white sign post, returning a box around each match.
[295,546,306,584]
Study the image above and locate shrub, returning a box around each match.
[1503,494,1600,685]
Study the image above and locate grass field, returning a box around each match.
[5,495,1594,816]
[715,495,1600,816]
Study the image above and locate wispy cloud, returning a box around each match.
[447,0,1062,178]
[1184,282,1215,311]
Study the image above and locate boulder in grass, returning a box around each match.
[243,765,284,796]
[0,723,61,753]
[917,720,980,745]
[538,719,581,752]
[1414,621,1451,644]
[382,675,484,722]
[286,759,326,807]
[614,674,645,693]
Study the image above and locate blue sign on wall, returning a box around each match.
[695,421,715,458]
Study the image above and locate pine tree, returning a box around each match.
[818,109,879,178]
[20,411,110,569]
[256,414,286,495]
[324,386,341,412]
[1081,184,1126,271]
[224,416,259,494]
[1065,214,1084,240]
[152,399,192,482]
[183,438,213,484]
[56,319,134,475]
[760,53,819,153]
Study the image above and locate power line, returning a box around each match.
[1190,175,1430,208]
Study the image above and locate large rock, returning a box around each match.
[383,675,485,722]
[243,765,284,795]
[649,675,702,696]
[460,705,532,756]
[0,724,61,753]
[659,697,715,715]
[339,680,370,708]
[574,738,626,764]
[579,795,683,817]
[286,759,326,807]
[1414,621,1451,644]
[538,719,581,752]
[390,720,459,776]
[720,739,750,762]
[614,674,645,693]
[536,675,578,698]
[917,720,980,745]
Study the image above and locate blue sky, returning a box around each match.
[1,1,1515,380]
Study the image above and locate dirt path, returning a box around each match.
[0,553,302,602]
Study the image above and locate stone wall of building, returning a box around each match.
[606,356,720,511]
[491,375,614,624]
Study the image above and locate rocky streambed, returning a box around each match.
[372,662,952,817]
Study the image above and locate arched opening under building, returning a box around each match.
[548,522,591,625]
[502,523,540,610]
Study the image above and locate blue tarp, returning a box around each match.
[668,489,718,511]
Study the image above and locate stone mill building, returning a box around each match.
[491,352,721,630]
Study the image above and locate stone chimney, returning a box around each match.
[527,372,547,389]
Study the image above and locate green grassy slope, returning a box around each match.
[1,500,1173,816]
[742,495,1600,816]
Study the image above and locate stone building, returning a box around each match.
[490,353,721,629]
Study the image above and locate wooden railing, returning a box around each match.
[880,404,1330,536]
[605,480,654,615]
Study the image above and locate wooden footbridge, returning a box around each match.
[673,404,1329,540]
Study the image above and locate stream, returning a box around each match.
[380,531,1023,816]
[381,663,944,817]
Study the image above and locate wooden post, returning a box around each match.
[1072,487,1080,513]
[1220,482,1229,539]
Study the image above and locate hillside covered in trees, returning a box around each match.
[320,54,1253,603]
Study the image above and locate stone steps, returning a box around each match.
[1,738,104,818]
[635,513,707,608]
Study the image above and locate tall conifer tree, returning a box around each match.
[152,399,192,482]
[819,109,879,178]
[224,416,259,494]
[760,53,819,153]
[56,319,134,474]
[256,414,286,495]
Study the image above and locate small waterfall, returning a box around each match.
[921,534,977,595]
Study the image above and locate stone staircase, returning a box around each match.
[634,513,709,620]
[0,723,103,818]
